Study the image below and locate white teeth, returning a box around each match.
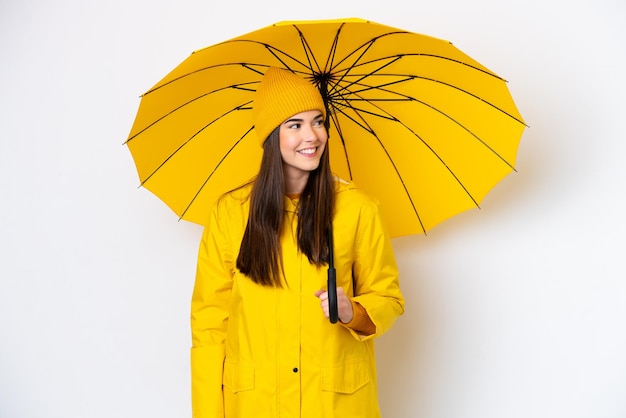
[299,148,315,155]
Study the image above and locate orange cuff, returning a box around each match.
[344,300,376,336]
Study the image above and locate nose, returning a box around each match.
[301,123,319,142]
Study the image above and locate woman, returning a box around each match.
[191,67,404,418]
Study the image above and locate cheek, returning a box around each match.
[278,132,294,152]
[317,128,329,144]
[320,134,329,148]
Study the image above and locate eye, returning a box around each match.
[289,123,301,129]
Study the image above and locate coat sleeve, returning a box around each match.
[348,199,405,341]
[190,201,234,418]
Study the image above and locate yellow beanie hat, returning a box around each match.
[253,67,326,145]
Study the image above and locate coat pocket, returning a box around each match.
[321,361,370,394]
[223,361,255,393]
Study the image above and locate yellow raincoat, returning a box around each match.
[191,179,404,418]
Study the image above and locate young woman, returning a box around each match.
[191,67,404,418]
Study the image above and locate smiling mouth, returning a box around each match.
[298,147,317,155]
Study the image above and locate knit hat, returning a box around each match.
[253,67,326,145]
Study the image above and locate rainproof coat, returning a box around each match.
[191,179,404,418]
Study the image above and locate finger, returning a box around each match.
[320,301,329,318]
[335,288,353,323]
[314,289,327,298]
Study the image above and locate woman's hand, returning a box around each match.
[314,287,354,323]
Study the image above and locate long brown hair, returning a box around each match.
[236,126,335,286]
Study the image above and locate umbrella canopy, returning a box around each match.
[126,18,526,237]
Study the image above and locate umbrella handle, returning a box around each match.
[328,266,338,324]
[327,225,338,324]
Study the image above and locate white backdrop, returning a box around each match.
[1,0,625,417]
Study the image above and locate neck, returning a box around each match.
[284,172,309,195]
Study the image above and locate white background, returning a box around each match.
[1,0,625,417]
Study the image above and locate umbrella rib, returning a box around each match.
[348,89,483,210]
[138,33,392,97]
[327,107,354,181]
[326,36,383,98]
[326,31,406,75]
[292,25,325,73]
[323,24,343,72]
[261,46,302,73]
[254,43,335,87]
[339,76,519,170]
[328,50,525,127]
[332,101,428,234]
[323,37,525,128]
[222,40,318,76]
[179,126,256,220]
[139,32,402,96]
[139,102,252,186]
[126,79,256,143]
[327,33,508,88]
[350,71,526,126]
[324,31,497,102]
[140,61,265,97]
[352,52,507,81]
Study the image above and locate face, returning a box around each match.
[279,109,328,184]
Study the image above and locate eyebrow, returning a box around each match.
[283,112,324,124]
